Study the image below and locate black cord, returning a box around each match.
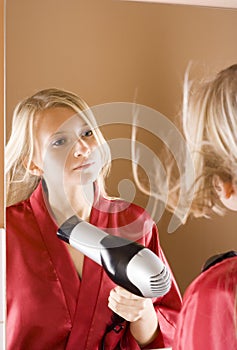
[100,313,126,350]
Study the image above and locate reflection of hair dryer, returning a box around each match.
[57,216,171,298]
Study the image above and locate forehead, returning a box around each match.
[32,106,94,165]
[33,107,91,154]
[34,107,87,136]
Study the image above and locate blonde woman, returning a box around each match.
[6,88,181,350]
[173,65,237,349]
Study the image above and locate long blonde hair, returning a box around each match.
[181,64,237,217]
[6,88,111,206]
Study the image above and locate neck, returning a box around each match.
[43,180,95,225]
[65,183,94,221]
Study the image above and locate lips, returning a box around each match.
[73,162,95,170]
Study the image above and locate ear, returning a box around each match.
[23,158,43,177]
[213,175,234,199]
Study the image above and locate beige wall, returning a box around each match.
[6,0,237,293]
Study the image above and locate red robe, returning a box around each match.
[173,256,237,350]
[7,183,182,349]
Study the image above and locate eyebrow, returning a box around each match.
[48,131,68,140]
[49,123,90,138]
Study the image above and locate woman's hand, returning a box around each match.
[108,286,158,346]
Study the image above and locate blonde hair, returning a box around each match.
[180,64,237,218]
[6,88,111,206]
[132,64,237,221]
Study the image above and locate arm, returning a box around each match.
[144,223,182,348]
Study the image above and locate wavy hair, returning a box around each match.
[180,64,237,218]
[131,64,237,221]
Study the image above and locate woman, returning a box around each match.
[6,88,182,349]
[173,65,237,349]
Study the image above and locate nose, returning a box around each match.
[73,138,91,158]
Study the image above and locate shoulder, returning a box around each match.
[94,196,157,243]
[100,196,151,219]
[6,198,35,237]
[7,182,45,220]
[183,256,237,302]
[7,198,32,217]
[98,196,154,230]
[175,257,237,349]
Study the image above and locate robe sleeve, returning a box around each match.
[173,258,237,350]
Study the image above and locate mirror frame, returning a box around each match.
[122,0,237,9]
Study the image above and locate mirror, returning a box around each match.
[3,1,237,349]
[0,0,5,348]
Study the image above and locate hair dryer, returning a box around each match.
[57,215,171,298]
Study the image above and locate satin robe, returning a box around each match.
[7,183,182,350]
[173,256,237,350]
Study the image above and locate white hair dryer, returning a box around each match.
[57,215,171,298]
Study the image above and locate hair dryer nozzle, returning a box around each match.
[126,248,171,298]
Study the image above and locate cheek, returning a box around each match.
[43,148,70,181]
[91,140,107,165]
[92,147,104,170]
[90,137,99,151]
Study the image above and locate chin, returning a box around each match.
[79,173,99,185]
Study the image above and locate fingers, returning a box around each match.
[112,286,143,299]
[108,286,148,322]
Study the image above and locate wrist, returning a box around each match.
[130,299,158,346]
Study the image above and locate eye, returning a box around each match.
[82,129,93,138]
[51,138,67,147]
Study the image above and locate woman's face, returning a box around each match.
[32,107,103,188]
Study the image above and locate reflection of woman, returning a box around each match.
[6,88,182,350]
[173,65,237,349]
